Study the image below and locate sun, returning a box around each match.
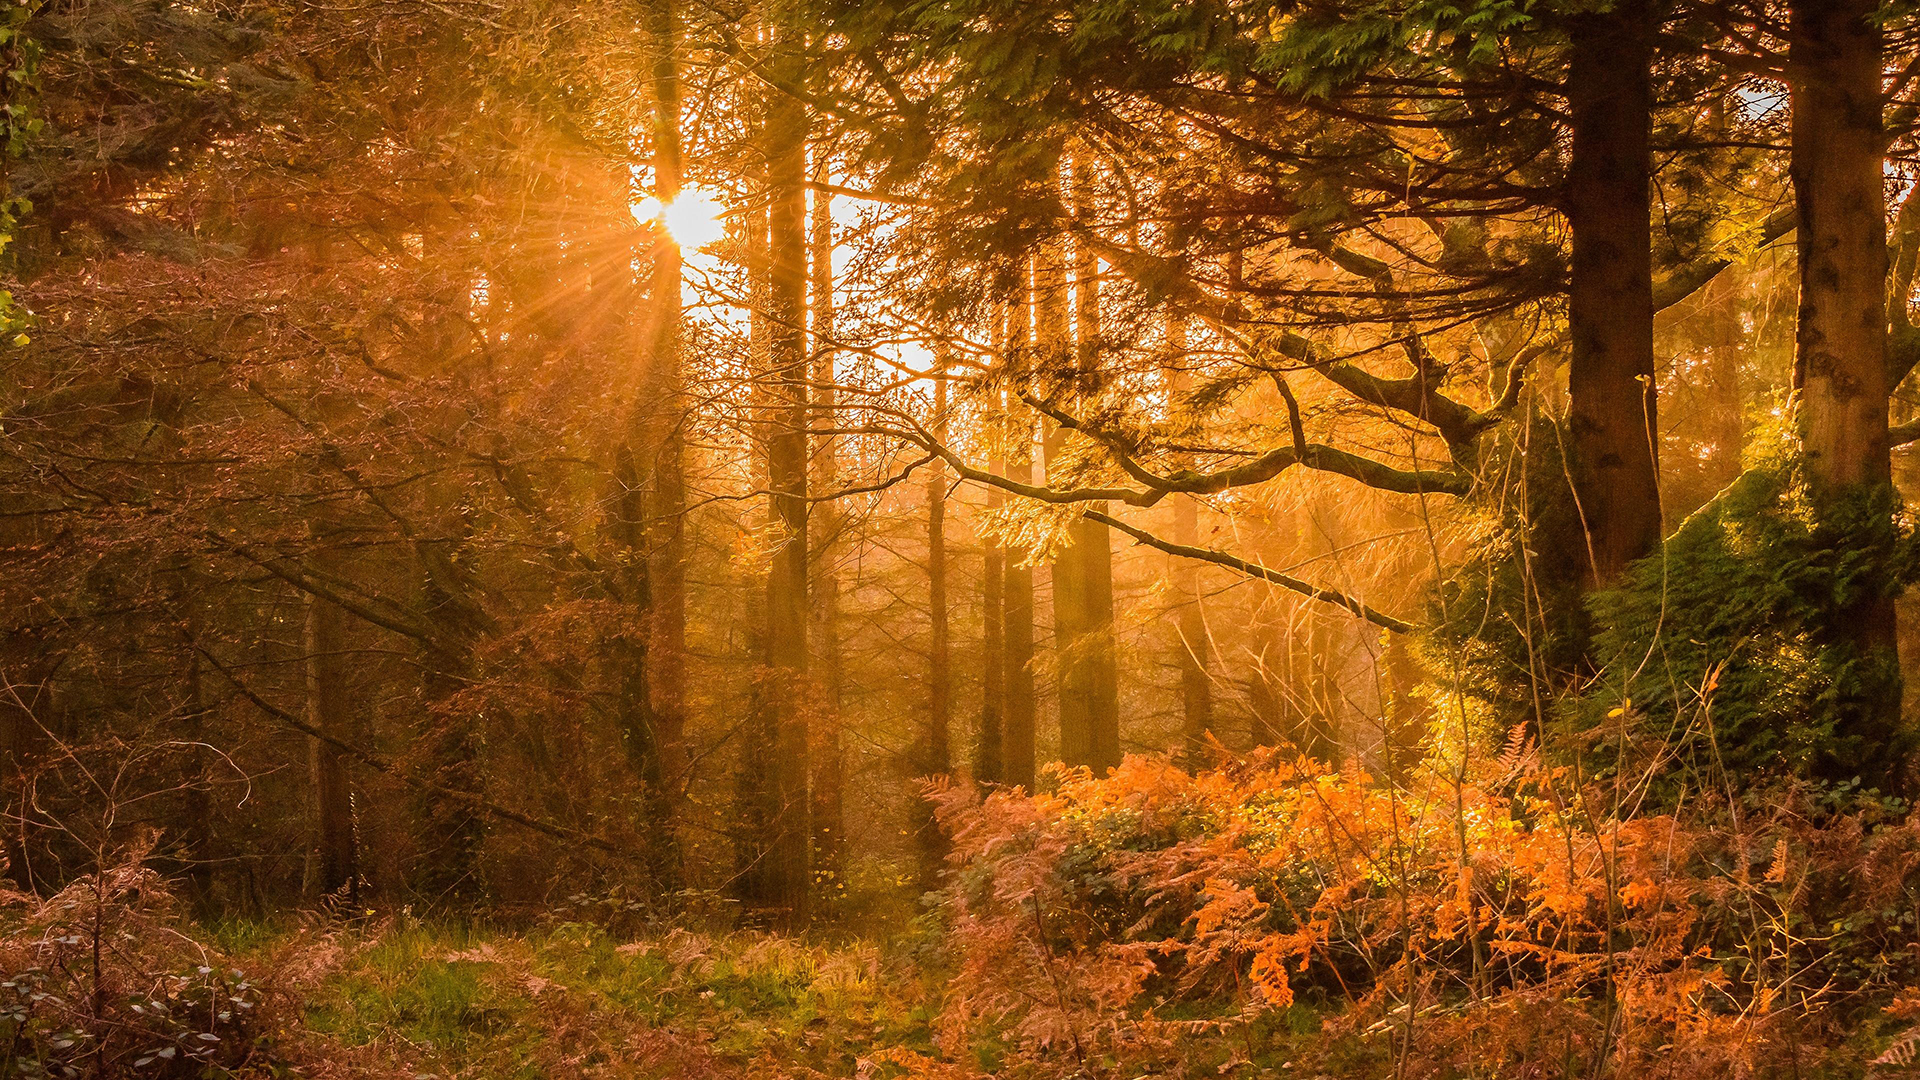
[630,187,728,251]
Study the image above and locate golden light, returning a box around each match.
[630,187,728,251]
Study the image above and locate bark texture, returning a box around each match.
[1790,0,1905,782]
[1563,0,1661,586]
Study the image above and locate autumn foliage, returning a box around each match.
[923,744,1920,1078]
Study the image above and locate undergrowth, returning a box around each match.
[11,739,1920,1078]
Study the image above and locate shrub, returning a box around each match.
[0,835,314,1079]
[924,748,1920,1079]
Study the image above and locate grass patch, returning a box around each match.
[279,920,940,1078]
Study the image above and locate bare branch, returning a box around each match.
[1087,510,1414,634]
[196,642,640,856]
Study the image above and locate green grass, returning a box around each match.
[281,920,939,1078]
[303,926,531,1074]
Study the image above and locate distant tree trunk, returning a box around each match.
[1165,317,1212,762]
[763,43,812,926]
[1002,266,1039,792]
[917,358,953,890]
[1789,0,1905,782]
[975,310,1009,787]
[1069,168,1120,772]
[1036,224,1085,768]
[1042,165,1120,774]
[1562,0,1660,587]
[304,572,358,901]
[1290,611,1342,765]
[407,200,486,910]
[639,0,687,891]
[1705,281,1745,489]
[978,489,1007,784]
[179,577,216,914]
[609,442,673,891]
[1247,646,1282,753]
[808,157,846,900]
[735,142,779,915]
[414,532,485,906]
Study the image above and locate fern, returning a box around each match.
[1874,1025,1920,1072]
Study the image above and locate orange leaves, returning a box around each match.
[1247,942,1297,1009]
[928,750,1920,1079]
[1618,878,1663,910]
[1192,877,1267,939]
[1764,835,1791,885]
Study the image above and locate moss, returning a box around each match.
[1578,441,1916,799]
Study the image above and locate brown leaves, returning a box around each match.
[926,750,1920,1079]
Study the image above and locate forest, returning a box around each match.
[6,0,1920,1075]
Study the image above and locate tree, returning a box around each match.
[1562,0,1661,588]
[1788,0,1905,781]
[638,0,691,891]
[762,10,813,924]
[917,356,952,888]
[810,155,847,900]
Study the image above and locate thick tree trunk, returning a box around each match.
[808,158,846,901]
[1790,0,1905,781]
[1563,0,1661,586]
[763,48,811,926]
[1792,0,1892,496]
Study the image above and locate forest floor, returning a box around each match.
[220,917,947,1080]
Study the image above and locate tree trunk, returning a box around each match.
[179,579,216,914]
[1792,0,1893,499]
[1563,0,1660,587]
[763,43,811,926]
[304,572,358,901]
[1248,603,1338,764]
[413,534,485,907]
[808,154,846,902]
[917,359,952,890]
[1036,225,1087,768]
[1790,0,1905,782]
[639,0,687,891]
[735,183,777,913]
[1042,166,1120,774]
[975,310,1009,787]
[0,632,47,891]
[609,443,673,891]
[1003,266,1038,791]
[1166,316,1212,762]
[1069,170,1120,772]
